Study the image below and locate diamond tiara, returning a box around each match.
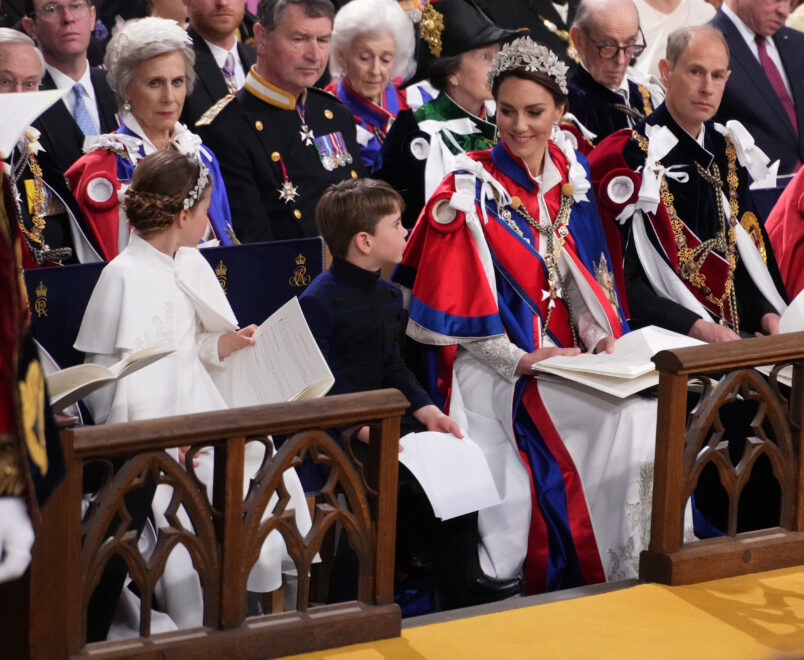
[488,36,569,95]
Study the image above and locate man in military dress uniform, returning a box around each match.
[196,0,366,242]
[589,25,786,341]
[567,0,663,145]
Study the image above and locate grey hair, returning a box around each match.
[0,27,45,80]
[329,0,415,81]
[573,0,638,34]
[665,24,730,66]
[256,0,335,32]
[104,17,196,107]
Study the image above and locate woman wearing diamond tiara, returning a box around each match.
[75,150,312,636]
[66,17,236,261]
[395,36,675,594]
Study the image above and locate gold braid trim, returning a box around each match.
[637,85,653,117]
[631,130,740,331]
[0,434,25,497]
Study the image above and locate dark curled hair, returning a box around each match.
[428,54,462,93]
[316,178,404,259]
[123,150,210,238]
[491,69,567,109]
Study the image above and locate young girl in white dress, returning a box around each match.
[75,150,312,635]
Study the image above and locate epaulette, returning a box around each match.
[195,94,236,127]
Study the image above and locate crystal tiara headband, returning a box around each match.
[183,159,210,210]
[488,36,569,95]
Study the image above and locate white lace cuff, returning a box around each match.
[463,336,526,382]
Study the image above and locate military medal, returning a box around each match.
[299,124,314,146]
[332,132,353,165]
[297,103,314,146]
[332,134,347,167]
[315,134,337,171]
[278,180,299,203]
[273,152,300,203]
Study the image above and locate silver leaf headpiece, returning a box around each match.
[488,36,569,95]
[182,160,210,210]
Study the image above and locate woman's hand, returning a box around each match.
[413,404,464,438]
[515,346,581,376]
[217,324,258,360]
[593,336,616,354]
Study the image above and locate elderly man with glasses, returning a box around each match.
[567,0,664,145]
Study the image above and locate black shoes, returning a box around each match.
[441,572,523,609]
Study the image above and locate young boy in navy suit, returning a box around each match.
[299,178,522,610]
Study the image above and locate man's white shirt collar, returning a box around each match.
[46,60,95,101]
[205,38,245,89]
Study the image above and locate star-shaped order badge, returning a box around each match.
[278,179,299,203]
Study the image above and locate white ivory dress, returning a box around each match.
[75,231,312,634]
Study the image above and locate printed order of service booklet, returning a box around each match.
[47,297,333,413]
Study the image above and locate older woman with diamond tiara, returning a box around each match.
[324,0,416,170]
[75,149,311,636]
[394,36,676,595]
[65,17,235,261]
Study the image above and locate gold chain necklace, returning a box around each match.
[499,188,579,347]
[633,131,740,332]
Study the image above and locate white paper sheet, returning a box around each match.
[0,90,67,158]
[215,297,334,406]
[398,431,502,520]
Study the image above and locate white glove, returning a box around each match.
[0,497,34,583]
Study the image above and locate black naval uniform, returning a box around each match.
[567,66,657,145]
[196,68,367,242]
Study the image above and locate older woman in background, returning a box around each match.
[325,0,416,170]
[66,17,234,261]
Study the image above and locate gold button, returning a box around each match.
[324,109,333,119]
[350,170,358,179]
[294,209,302,219]
[271,151,280,162]
[255,120,263,131]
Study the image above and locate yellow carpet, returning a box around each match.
[282,567,804,659]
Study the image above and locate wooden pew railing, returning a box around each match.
[640,332,804,585]
[0,389,408,659]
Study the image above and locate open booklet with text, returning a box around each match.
[531,326,705,398]
[48,296,333,413]
[211,296,334,407]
